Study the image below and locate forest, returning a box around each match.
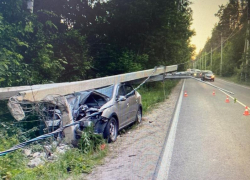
[0,0,194,87]
[197,0,250,82]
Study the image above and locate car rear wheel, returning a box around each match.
[136,107,142,123]
[103,117,118,143]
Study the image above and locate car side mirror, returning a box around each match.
[117,96,126,102]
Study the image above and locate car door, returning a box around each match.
[115,84,130,128]
[124,84,137,124]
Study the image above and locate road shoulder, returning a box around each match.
[82,80,183,180]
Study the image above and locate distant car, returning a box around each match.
[45,83,142,143]
[201,71,215,81]
[192,69,202,78]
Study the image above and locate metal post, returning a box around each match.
[220,33,223,76]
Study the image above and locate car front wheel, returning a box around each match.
[103,117,118,143]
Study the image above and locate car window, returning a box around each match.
[96,85,114,98]
[205,71,212,74]
[117,85,126,96]
[124,85,135,97]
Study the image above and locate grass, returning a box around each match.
[13,148,107,180]
[137,80,180,113]
[0,127,107,180]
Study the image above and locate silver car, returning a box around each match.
[45,83,142,143]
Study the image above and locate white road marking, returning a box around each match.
[219,90,249,109]
[155,80,185,180]
[217,78,250,90]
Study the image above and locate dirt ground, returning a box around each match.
[82,80,183,180]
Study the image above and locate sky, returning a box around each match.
[190,0,229,55]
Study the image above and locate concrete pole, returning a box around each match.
[201,54,203,70]
[200,58,201,69]
[204,52,205,70]
[205,52,207,70]
[211,47,213,71]
[27,0,34,13]
[245,19,250,82]
[220,33,223,76]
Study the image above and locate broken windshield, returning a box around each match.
[95,85,114,99]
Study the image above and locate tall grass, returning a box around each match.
[137,80,180,112]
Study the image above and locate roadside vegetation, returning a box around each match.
[0,0,194,87]
[198,1,250,83]
[0,126,107,180]
[138,80,180,112]
[217,75,250,87]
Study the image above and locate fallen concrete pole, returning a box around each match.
[0,82,72,100]
[15,65,177,102]
[6,65,177,144]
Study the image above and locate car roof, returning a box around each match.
[202,70,213,73]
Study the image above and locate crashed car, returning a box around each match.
[45,83,142,143]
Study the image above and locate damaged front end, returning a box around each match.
[45,90,111,139]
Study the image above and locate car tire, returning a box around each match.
[103,117,118,143]
[136,107,142,123]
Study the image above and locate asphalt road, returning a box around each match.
[167,78,250,180]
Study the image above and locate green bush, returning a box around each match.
[78,126,105,154]
[0,134,27,179]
